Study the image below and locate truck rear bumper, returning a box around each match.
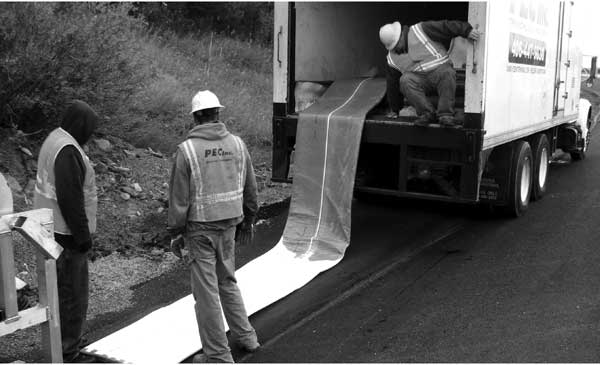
[272,114,485,203]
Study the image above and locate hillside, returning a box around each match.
[0,5,290,360]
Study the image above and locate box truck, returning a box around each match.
[271,1,592,216]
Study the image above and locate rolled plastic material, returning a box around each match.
[83,78,387,363]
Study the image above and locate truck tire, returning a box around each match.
[504,141,533,217]
[531,134,549,201]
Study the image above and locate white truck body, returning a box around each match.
[272,1,591,216]
[479,0,581,149]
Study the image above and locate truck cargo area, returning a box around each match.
[273,1,589,216]
[292,2,470,119]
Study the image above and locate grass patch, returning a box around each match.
[111,30,273,157]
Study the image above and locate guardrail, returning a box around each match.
[0,208,63,363]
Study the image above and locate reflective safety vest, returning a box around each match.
[179,134,246,222]
[0,173,13,216]
[387,22,451,73]
[34,128,98,235]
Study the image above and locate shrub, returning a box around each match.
[120,30,273,154]
[0,3,149,131]
[132,2,274,45]
[1,3,273,159]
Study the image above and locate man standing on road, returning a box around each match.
[379,19,481,127]
[34,100,99,363]
[168,90,260,363]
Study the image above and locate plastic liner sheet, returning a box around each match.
[83,78,386,363]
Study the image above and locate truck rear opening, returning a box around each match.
[272,1,590,216]
[292,2,470,120]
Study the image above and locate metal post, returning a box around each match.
[37,253,62,363]
[0,208,63,363]
[0,233,18,322]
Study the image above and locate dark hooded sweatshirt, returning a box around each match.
[54,100,98,252]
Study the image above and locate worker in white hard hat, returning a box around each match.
[380,20,481,127]
[168,90,260,363]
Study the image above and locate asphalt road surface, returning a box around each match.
[241,129,600,362]
[10,128,600,363]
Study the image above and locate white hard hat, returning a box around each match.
[379,22,402,51]
[190,90,224,114]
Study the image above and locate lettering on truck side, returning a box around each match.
[509,33,546,66]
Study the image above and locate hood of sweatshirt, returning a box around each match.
[60,100,99,146]
[187,122,230,141]
[396,25,410,54]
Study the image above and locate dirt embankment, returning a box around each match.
[0,127,291,307]
[0,127,291,362]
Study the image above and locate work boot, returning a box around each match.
[385,111,399,119]
[413,113,434,127]
[192,353,233,363]
[438,115,459,127]
[192,353,210,363]
[236,337,261,353]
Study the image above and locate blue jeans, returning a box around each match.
[187,226,257,363]
[399,62,457,117]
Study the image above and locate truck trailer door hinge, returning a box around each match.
[562,92,569,99]
[567,30,573,38]
[564,60,571,68]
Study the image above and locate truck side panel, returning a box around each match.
[482,0,564,149]
[465,2,486,116]
[273,2,290,106]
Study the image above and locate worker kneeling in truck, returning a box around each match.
[168,90,260,363]
[379,19,481,127]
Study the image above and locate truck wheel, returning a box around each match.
[505,141,533,217]
[531,134,549,201]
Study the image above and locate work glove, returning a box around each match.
[235,222,254,246]
[386,111,399,119]
[170,234,185,259]
[468,28,482,42]
[78,237,93,253]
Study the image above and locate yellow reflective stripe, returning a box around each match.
[232,136,245,190]
[187,140,205,218]
[181,140,203,218]
[387,53,403,72]
[196,188,244,205]
[418,55,450,71]
[34,185,56,200]
[412,23,442,59]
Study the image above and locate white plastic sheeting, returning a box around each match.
[83,78,386,363]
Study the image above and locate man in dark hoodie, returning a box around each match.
[379,20,481,127]
[34,100,99,363]
[168,90,259,363]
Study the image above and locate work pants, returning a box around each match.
[399,62,456,117]
[55,234,89,362]
[188,226,257,363]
